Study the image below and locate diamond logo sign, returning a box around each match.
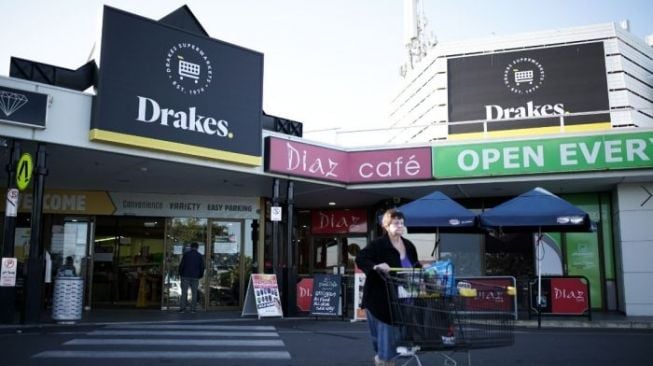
[0,86,48,128]
[0,91,28,117]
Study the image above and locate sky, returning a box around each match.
[1,0,652,137]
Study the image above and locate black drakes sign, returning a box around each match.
[0,85,48,128]
[91,6,263,165]
[448,42,610,137]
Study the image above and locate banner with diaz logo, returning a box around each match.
[91,6,263,165]
[447,42,610,139]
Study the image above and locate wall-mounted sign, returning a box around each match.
[311,209,367,234]
[448,42,610,139]
[110,192,260,219]
[0,85,48,128]
[5,189,18,217]
[265,137,432,183]
[91,6,263,165]
[270,206,282,221]
[266,137,348,183]
[8,190,115,215]
[433,131,653,179]
[0,257,18,287]
[1,189,260,219]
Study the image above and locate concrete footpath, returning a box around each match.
[1,309,653,333]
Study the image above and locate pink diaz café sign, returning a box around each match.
[264,137,432,183]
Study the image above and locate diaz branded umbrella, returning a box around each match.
[479,187,594,327]
[396,191,480,255]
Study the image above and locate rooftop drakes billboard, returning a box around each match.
[90,7,263,166]
[447,42,610,139]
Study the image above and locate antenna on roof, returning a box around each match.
[400,0,437,77]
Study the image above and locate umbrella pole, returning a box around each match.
[431,227,440,258]
[537,228,543,330]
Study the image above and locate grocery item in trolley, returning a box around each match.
[423,259,456,296]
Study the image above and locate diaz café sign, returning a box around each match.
[264,137,432,183]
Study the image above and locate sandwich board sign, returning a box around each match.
[242,274,283,318]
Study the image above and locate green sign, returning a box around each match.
[433,131,653,178]
[16,153,33,191]
[563,194,604,308]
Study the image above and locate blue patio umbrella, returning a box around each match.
[479,187,593,328]
[398,191,478,233]
[395,191,480,256]
[479,187,592,233]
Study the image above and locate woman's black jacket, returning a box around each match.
[355,234,421,324]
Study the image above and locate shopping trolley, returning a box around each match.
[381,268,516,366]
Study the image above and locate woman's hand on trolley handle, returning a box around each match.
[373,262,391,273]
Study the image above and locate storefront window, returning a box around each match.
[208,221,241,306]
[439,233,484,277]
[313,237,340,271]
[92,216,164,308]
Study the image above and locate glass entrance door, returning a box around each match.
[162,218,207,310]
[206,220,242,308]
[162,218,246,310]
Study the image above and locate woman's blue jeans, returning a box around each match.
[366,310,399,361]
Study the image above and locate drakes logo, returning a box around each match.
[0,91,28,117]
[136,96,232,138]
[503,57,545,95]
[165,43,213,95]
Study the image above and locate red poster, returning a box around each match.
[458,278,513,312]
[296,278,313,312]
[551,278,589,314]
[311,209,368,234]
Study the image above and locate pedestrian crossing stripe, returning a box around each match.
[32,323,291,360]
[88,330,280,337]
[104,324,276,331]
[64,338,285,346]
[33,351,292,359]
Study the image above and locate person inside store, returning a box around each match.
[355,209,421,366]
[178,242,205,312]
[57,256,77,277]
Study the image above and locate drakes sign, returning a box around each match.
[264,137,432,183]
[448,42,610,138]
[0,85,48,128]
[91,7,263,165]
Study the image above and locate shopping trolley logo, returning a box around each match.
[0,91,29,117]
[165,42,213,95]
[503,57,545,95]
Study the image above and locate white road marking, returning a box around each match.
[33,350,291,359]
[104,324,276,331]
[88,330,279,337]
[64,338,285,346]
